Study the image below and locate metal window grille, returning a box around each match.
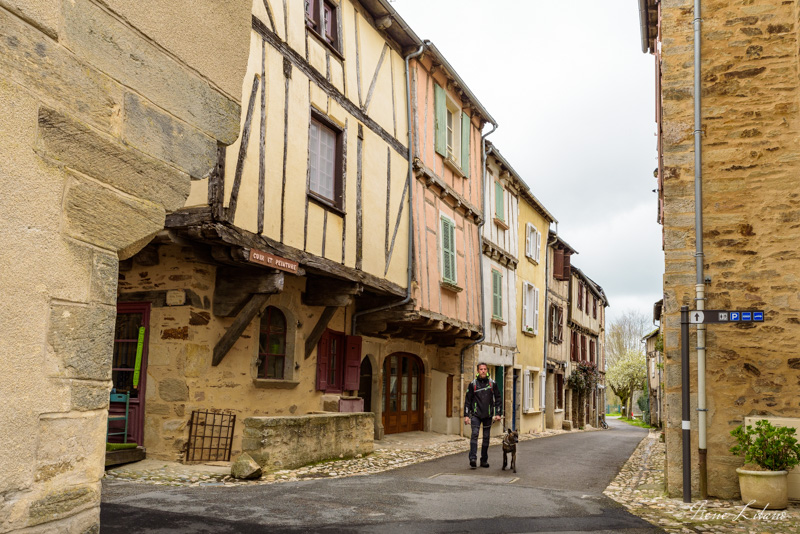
[185,410,236,463]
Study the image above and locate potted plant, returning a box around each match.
[730,419,800,509]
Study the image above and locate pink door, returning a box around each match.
[110,302,150,445]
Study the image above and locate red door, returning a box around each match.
[110,302,150,445]
[382,353,424,434]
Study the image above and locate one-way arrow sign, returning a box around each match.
[686,310,765,324]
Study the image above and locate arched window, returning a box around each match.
[258,307,286,379]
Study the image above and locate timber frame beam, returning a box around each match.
[213,294,272,366]
[305,306,338,359]
[302,278,363,307]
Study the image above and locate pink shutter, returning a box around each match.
[343,335,362,391]
[316,330,330,391]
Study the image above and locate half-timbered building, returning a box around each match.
[566,266,608,429]
[113,0,446,460]
[544,232,578,431]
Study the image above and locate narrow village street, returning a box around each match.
[100,420,661,533]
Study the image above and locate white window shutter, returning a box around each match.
[521,282,529,331]
[525,223,532,258]
[535,228,542,262]
[533,286,540,335]
[523,370,530,411]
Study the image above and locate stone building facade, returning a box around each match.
[641,0,800,498]
[0,0,251,532]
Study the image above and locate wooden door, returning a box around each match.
[382,353,424,434]
[110,302,150,445]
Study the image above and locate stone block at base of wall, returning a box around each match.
[242,413,374,471]
[562,420,573,431]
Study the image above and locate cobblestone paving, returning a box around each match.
[104,428,569,488]
[603,429,800,533]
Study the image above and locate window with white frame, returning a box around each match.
[523,369,538,412]
[434,84,471,176]
[525,223,541,262]
[521,282,539,335]
[308,114,343,209]
[440,214,457,284]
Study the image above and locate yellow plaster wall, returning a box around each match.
[220,1,410,289]
[516,196,550,434]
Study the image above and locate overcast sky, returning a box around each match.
[391,0,663,327]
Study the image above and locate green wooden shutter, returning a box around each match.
[495,182,504,221]
[461,112,471,177]
[492,270,502,319]
[441,217,456,283]
[434,84,447,157]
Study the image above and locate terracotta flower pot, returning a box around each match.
[736,467,789,510]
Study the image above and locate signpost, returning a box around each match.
[680,307,765,502]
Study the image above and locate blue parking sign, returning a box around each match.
[730,312,739,321]
[753,312,764,322]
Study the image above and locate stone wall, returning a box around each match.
[658,0,800,498]
[0,1,249,531]
[242,413,374,471]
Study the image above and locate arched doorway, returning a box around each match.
[358,357,373,413]
[382,353,424,434]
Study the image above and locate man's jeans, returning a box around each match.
[469,415,493,463]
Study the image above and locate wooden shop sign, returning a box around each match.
[248,248,299,274]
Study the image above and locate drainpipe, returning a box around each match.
[458,122,497,437]
[350,44,424,336]
[693,0,708,500]
[541,224,558,432]
[638,0,650,53]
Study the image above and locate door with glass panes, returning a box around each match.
[382,353,424,434]
[110,302,150,444]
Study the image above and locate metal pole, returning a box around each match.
[693,0,708,500]
[681,305,692,503]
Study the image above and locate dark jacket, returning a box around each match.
[464,376,502,419]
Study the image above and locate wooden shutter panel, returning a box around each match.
[316,330,330,391]
[495,182,504,221]
[535,228,542,262]
[521,282,529,331]
[441,217,455,283]
[563,253,571,280]
[523,370,530,411]
[525,223,532,258]
[343,335,362,391]
[434,84,446,157]
[492,270,502,318]
[533,286,540,335]
[460,112,471,177]
[554,249,564,280]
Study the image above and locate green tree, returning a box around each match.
[607,350,647,418]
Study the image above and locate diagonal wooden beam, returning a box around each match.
[213,294,271,366]
[305,306,338,360]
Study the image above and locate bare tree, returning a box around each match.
[605,309,651,368]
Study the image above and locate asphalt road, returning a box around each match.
[101,418,664,533]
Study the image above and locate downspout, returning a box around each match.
[638,0,650,53]
[693,0,708,500]
[350,44,424,336]
[458,122,497,437]
[541,224,558,432]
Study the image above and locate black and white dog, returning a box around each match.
[501,429,519,473]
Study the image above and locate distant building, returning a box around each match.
[544,233,577,431]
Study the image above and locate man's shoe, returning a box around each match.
[480,462,490,468]
[469,460,477,469]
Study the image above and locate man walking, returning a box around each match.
[464,362,502,468]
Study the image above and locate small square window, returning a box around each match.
[306,0,340,52]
